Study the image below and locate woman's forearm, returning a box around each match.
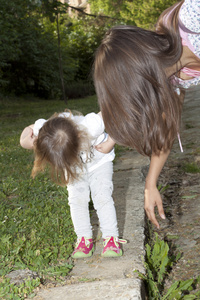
[144,149,170,228]
[145,150,170,188]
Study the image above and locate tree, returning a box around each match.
[89,0,178,28]
[121,0,178,29]
[1,0,178,99]
[0,0,74,98]
[89,0,126,19]
[39,0,69,102]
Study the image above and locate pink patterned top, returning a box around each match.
[175,0,200,88]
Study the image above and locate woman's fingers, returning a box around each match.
[144,188,166,229]
[145,207,160,229]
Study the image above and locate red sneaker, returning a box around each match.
[72,237,94,259]
[101,236,127,257]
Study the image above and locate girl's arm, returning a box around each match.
[144,150,170,228]
[95,112,115,153]
[20,125,36,149]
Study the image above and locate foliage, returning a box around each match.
[89,0,128,21]
[0,95,99,298]
[136,233,200,299]
[89,0,178,28]
[121,0,178,29]
[162,277,200,300]
[64,80,95,99]
[0,277,41,300]
[0,0,62,98]
[0,0,107,99]
[0,0,180,98]
[63,16,107,81]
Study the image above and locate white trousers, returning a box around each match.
[67,162,119,239]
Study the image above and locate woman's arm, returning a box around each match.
[144,150,170,228]
[20,124,36,149]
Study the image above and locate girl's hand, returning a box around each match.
[95,140,114,153]
[20,125,36,149]
[95,134,115,154]
[144,186,166,229]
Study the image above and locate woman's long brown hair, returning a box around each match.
[93,2,183,156]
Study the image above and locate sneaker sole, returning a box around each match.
[72,245,95,259]
[101,249,122,258]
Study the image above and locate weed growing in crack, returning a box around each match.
[135,233,200,299]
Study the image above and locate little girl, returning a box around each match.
[20,110,126,258]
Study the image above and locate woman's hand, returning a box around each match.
[144,185,165,229]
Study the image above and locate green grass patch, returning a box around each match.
[182,162,200,173]
[185,123,195,129]
[0,95,100,298]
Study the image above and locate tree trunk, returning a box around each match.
[56,12,67,104]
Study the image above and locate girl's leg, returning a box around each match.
[67,173,92,238]
[89,162,119,238]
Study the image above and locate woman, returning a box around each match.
[93,0,200,228]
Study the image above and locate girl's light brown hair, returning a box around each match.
[32,114,90,185]
[93,2,183,156]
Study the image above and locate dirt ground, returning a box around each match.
[148,86,200,293]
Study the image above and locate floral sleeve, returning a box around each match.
[179,0,200,33]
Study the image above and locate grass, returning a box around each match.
[182,162,200,173]
[0,95,100,299]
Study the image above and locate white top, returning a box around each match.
[33,112,115,173]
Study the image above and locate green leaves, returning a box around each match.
[144,233,172,298]
[162,277,200,300]
[0,0,63,98]
[89,0,178,28]
[0,277,41,300]
[136,233,200,299]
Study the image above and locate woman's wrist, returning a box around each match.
[145,175,157,189]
